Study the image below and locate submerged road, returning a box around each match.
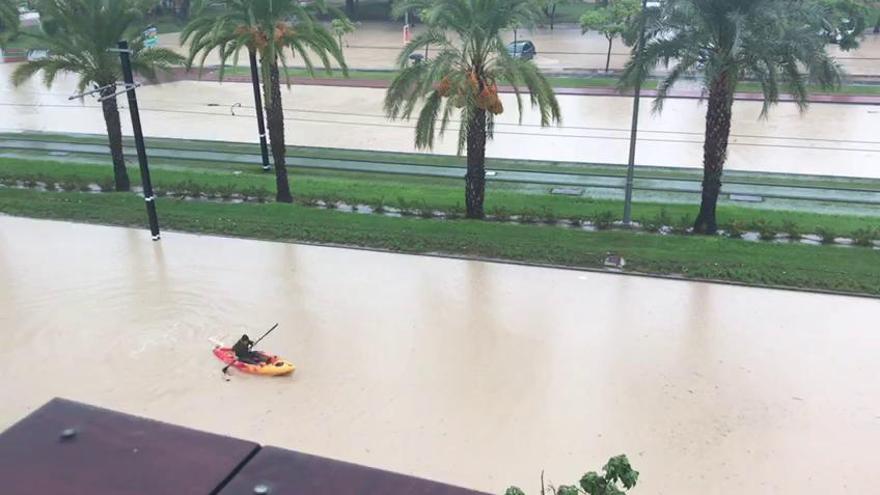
[1,216,879,494]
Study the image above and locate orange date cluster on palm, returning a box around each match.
[235,23,297,50]
[432,70,504,115]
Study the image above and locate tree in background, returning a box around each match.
[579,0,639,72]
[331,16,356,51]
[183,0,347,203]
[873,0,880,32]
[540,0,570,30]
[385,0,561,219]
[504,455,639,495]
[11,0,183,191]
[175,0,190,19]
[0,0,20,47]
[621,0,845,234]
[818,0,870,49]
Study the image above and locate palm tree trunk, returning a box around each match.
[262,58,293,203]
[465,108,487,219]
[694,73,733,234]
[605,37,613,72]
[100,86,131,192]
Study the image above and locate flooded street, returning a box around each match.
[1,63,879,178]
[1,215,879,494]
[159,24,880,76]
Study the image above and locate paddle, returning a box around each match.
[222,323,279,375]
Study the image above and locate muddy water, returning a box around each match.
[1,65,878,178]
[1,215,879,494]
[158,24,880,76]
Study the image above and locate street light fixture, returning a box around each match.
[622,0,661,226]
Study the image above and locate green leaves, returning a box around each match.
[555,486,581,495]
[384,0,560,154]
[10,0,182,90]
[503,455,638,495]
[0,0,20,47]
[816,0,870,50]
[181,0,347,82]
[580,0,640,40]
[620,0,845,114]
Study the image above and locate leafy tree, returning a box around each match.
[580,0,640,72]
[183,0,347,203]
[11,0,183,191]
[503,455,639,495]
[0,0,20,47]
[580,455,639,495]
[818,0,870,50]
[331,16,356,51]
[621,0,843,234]
[540,0,570,30]
[384,0,561,219]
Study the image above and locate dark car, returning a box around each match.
[507,40,536,60]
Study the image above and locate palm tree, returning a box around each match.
[182,0,347,203]
[385,0,561,219]
[0,0,20,47]
[621,0,842,234]
[11,0,183,191]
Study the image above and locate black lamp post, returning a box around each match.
[622,0,653,226]
[117,40,161,241]
[248,48,272,172]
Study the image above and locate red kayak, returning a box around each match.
[212,345,295,376]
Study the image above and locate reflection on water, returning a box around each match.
[1,216,879,494]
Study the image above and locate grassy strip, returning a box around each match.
[6,132,880,192]
[2,157,879,238]
[1,188,878,295]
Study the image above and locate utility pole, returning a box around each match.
[623,0,650,226]
[117,40,161,241]
[248,48,271,172]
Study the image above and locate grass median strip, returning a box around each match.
[1,187,878,295]
[2,156,879,237]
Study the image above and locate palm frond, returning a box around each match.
[385,0,559,153]
[10,0,183,90]
[623,0,844,117]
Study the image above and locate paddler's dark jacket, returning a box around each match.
[232,336,254,359]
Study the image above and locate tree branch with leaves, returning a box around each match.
[504,455,639,495]
[385,0,561,219]
[182,0,348,203]
[11,0,183,191]
[580,0,639,72]
[620,0,844,234]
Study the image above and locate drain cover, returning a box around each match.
[551,187,584,196]
[729,194,763,203]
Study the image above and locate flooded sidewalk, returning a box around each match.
[157,22,880,76]
[1,215,878,494]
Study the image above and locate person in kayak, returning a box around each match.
[232,334,266,364]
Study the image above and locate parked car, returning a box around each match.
[506,40,536,60]
[26,49,49,62]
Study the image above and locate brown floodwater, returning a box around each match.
[1,215,878,493]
